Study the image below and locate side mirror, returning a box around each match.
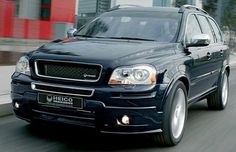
[187,34,211,47]
[67,28,77,38]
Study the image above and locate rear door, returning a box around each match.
[207,17,229,70]
[196,14,222,87]
[185,14,219,100]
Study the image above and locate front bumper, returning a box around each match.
[11,73,167,134]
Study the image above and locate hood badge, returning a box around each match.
[83,74,96,78]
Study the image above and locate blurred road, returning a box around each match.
[0,66,15,104]
[0,68,236,152]
[0,38,49,52]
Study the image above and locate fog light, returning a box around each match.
[15,102,20,109]
[121,115,130,125]
[31,83,36,90]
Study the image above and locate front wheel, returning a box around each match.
[152,81,187,146]
[207,71,229,110]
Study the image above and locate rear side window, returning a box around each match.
[208,18,223,43]
[185,14,202,44]
[197,15,215,43]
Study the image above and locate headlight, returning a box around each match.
[15,56,31,76]
[108,65,156,85]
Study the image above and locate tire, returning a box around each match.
[152,81,187,146]
[207,71,229,110]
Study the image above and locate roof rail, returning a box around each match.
[179,5,208,14]
[108,4,141,11]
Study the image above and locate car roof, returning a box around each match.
[108,5,208,16]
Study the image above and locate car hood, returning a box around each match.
[32,38,179,67]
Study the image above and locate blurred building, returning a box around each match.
[112,0,202,8]
[112,0,154,7]
[76,0,176,28]
[77,0,111,28]
[76,0,203,28]
[0,0,76,40]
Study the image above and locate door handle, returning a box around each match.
[207,52,212,60]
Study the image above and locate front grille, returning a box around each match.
[35,60,102,82]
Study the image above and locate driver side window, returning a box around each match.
[185,14,202,44]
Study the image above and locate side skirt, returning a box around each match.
[187,86,217,107]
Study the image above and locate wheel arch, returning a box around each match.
[160,73,190,110]
[178,76,189,95]
[225,65,230,76]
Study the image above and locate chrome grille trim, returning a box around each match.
[31,82,95,97]
[34,59,103,82]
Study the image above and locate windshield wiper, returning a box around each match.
[74,35,156,41]
[74,34,96,38]
[105,37,156,41]
[75,35,111,39]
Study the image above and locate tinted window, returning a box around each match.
[209,18,223,43]
[77,11,181,42]
[185,14,202,44]
[197,15,215,43]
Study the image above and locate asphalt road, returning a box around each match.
[0,68,236,152]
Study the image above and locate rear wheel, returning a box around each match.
[207,72,229,110]
[152,81,187,146]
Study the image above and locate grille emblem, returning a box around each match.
[46,95,53,102]
[83,74,96,78]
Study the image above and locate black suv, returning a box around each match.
[11,5,230,146]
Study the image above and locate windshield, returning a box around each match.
[76,11,182,42]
